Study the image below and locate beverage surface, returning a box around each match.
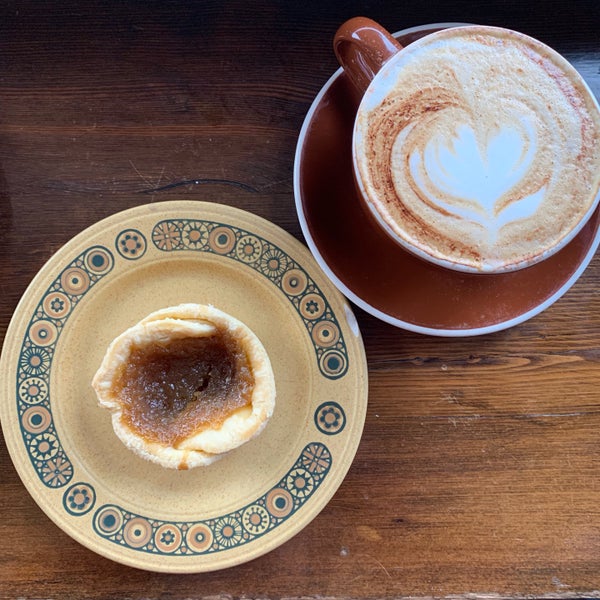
[354,26,600,272]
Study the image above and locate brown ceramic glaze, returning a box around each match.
[296,25,600,334]
[334,17,403,94]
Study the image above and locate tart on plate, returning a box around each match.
[92,304,276,469]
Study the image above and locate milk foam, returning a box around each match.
[401,121,545,239]
[354,26,600,271]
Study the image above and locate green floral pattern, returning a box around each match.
[16,246,114,488]
[151,219,349,380]
[14,215,349,560]
[93,442,331,555]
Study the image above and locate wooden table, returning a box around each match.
[2,1,600,597]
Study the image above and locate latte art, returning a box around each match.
[354,27,600,272]
[400,117,547,241]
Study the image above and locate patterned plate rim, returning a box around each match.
[0,201,368,572]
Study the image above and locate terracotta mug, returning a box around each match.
[333,18,600,274]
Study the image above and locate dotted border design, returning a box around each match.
[63,482,96,516]
[92,442,332,555]
[314,401,347,436]
[115,229,147,260]
[150,219,349,380]
[15,246,114,488]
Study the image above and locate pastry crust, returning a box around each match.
[92,304,276,469]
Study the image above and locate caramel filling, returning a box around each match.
[114,331,254,446]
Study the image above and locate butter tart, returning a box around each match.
[92,304,276,469]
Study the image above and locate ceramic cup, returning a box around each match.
[334,18,600,274]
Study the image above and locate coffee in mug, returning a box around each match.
[335,20,600,273]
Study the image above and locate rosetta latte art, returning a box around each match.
[354,27,600,272]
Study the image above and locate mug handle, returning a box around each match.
[333,17,403,95]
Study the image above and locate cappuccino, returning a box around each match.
[353,26,600,272]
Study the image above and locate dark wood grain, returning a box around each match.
[2,1,600,598]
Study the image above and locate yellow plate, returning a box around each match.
[0,201,368,572]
